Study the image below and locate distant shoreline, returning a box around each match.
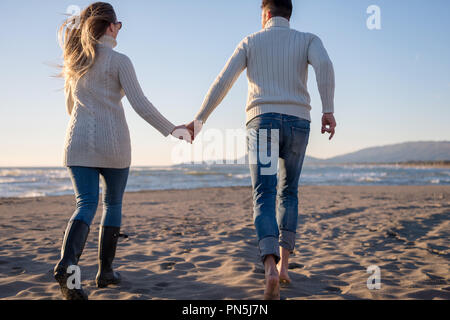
[306,161,450,168]
[1,161,450,169]
[356,161,450,168]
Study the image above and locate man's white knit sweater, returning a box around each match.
[63,35,176,169]
[195,17,335,124]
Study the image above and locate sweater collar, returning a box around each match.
[265,16,290,29]
[97,35,117,49]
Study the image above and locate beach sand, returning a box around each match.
[0,186,449,300]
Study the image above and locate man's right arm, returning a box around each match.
[307,35,335,114]
[194,38,248,124]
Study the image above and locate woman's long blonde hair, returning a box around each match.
[58,2,117,92]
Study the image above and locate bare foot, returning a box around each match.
[277,262,291,286]
[277,247,292,286]
[263,256,280,300]
[264,270,280,300]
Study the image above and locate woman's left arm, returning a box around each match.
[118,54,176,137]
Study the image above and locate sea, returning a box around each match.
[0,164,449,198]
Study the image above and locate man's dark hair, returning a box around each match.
[262,0,293,19]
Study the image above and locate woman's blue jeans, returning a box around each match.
[67,166,130,228]
[247,113,310,264]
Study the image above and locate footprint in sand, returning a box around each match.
[152,286,164,292]
[423,273,447,285]
[10,266,25,275]
[233,265,251,272]
[155,282,170,288]
[132,288,151,295]
[160,257,193,271]
[324,286,342,293]
[253,267,265,274]
[197,261,222,268]
[288,263,304,270]
[190,255,213,263]
[174,262,196,270]
[164,257,185,262]
[160,262,176,270]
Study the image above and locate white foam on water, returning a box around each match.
[357,176,382,182]
[1,165,448,198]
[19,191,47,198]
[234,174,251,179]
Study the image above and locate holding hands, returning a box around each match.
[171,120,203,144]
[173,114,335,143]
[186,120,203,141]
[171,125,193,143]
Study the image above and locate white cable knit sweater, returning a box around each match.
[63,35,175,169]
[195,17,335,124]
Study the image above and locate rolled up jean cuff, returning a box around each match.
[258,236,280,264]
[279,230,296,253]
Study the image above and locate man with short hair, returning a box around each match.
[188,0,336,299]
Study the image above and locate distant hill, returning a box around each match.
[318,141,450,164]
[304,156,324,163]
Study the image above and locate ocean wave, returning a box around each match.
[0,168,69,179]
[0,169,27,177]
[357,176,382,182]
[19,191,46,198]
[132,167,178,172]
[1,165,448,198]
[0,178,17,184]
[0,178,38,184]
[183,171,231,176]
[233,174,251,179]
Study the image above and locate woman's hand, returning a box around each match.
[171,125,194,143]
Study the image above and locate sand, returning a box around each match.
[0,185,449,300]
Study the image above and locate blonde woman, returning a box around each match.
[54,2,190,300]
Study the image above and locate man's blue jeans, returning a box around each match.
[247,113,310,264]
[67,166,130,228]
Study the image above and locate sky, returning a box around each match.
[0,0,449,167]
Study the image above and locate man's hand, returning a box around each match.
[321,113,336,140]
[186,120,204,141]
[171,125,194,144]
